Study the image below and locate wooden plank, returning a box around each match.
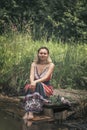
[32,115,53,121]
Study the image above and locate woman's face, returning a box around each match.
[38,49,49,61]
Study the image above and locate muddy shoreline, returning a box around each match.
[0,88,87,130]
[0,88,87,119]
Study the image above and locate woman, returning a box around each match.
[23,46,55,120]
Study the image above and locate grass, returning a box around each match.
[0,32,87,91]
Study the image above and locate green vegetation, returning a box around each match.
[0,0,87,95]
[0,33,87,94]
[0,0,87,42]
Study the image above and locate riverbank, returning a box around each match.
[54,88,87,102]
[1,88,87,101]
[0,88,87,120]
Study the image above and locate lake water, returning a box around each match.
[0,110,21,130]
[0,110,87,130]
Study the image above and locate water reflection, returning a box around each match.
[22,118,87,130]
[21,119,69,130]
[0,110,87,130]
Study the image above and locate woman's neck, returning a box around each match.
[39,61,47,65]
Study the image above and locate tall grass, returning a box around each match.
[0,33,87,92]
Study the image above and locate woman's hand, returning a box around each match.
[30,81,37,91]
[24,81,37,92]
[31,81,36,87]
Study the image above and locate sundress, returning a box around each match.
[24,66,53,113]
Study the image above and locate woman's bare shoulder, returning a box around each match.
[50,62,55,67]
[31,62,37,67]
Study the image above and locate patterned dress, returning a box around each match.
[24,66,53,113]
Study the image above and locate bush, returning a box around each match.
[0,33,87,95]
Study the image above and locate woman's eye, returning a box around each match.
[40,53,47,55]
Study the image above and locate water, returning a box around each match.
[0,110,87,130]
[21,120,87,130]
[0,110,21,130]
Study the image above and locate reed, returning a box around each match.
[0,33,87,92]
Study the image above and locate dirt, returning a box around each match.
[0,88,87,104]
[53,88,87,102]
[0,88,87,120]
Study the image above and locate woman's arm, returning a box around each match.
[29,62,35,83]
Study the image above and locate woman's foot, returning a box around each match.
[23,113,28,120]
[27,112,34,120]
